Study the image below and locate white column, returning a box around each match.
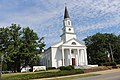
[69,49,72,65]
[81,49,84,65]
[77,49,79,66]
[84,48,88,65]
[75,49,78,66]
[62,48,65,66]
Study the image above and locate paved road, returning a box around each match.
[77,72,120,80]
[33,69,120,80]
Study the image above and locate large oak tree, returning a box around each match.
[84,33,120,65]
[0,24,45,72]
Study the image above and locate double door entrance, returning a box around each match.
[72,58,75,65]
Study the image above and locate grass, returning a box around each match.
[2,70,59,80]
[52,74,101,80]
[2,69,84,80]
[2,66,110,80]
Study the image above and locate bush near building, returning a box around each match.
[102,62,117,66]
[59,65,74,70]
[46,67,56,70]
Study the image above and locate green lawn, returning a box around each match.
[2,69,84,80]
[2,70,59,80]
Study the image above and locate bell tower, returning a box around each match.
[61,6,77,42]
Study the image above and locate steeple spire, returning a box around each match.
[61,6,76,42]
[64,6,70,19]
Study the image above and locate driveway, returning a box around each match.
[77,71,120,80]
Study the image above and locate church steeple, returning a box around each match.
[63,6,72,27]
[61,6,77,42]
[64,6,70,19]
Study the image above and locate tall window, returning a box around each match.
[68,21,70,25]
[71,50,74,54]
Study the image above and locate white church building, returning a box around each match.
[40,6,92,68]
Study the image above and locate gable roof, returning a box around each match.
[51,38,86,48]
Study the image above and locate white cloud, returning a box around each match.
[75,16,120,32]
[0,0,120,48]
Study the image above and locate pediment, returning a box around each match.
[62,38,85,47]
[51,38,86,48]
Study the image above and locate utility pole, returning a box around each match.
[109,43,114,62]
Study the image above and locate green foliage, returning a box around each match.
[59,65,74,70]
[112,66,118,69]
[0,24,46,72]
[84,33,120,64]
[59,66,66,70]
[69,65,74,69]
[110,62,117,66]
[2,69,84,80]
[47,67,56,70]
[102,62,117,66]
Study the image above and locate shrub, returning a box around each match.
[29,69,33,72]
[59,65,74,71]
[112,66,118,69]
[110,62,116,66]
[98,63,103,66]
[59,66,66,70]
[65,66,72,70]
[69,65,74,69]
[103,62,110,66]
[59,69,84,75]
[102,62,117,66]
[47,67,56,70]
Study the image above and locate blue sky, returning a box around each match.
[0,0,120,48]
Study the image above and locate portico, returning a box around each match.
[61,46,88,66]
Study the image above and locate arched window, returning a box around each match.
[71,42,76,45]
[68,21,71,25]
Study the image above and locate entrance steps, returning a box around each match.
[74,65,98,69]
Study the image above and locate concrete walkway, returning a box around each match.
[32,68,120,80]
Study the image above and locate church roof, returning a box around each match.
[51,38,86,48]
[64,6,70,19]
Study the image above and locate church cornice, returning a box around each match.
[59,45,87,49]
[60,32,76,37]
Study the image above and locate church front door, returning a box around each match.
[72,58,75,65]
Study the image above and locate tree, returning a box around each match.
[84,33,119,64]
[0,24,45,72]
[20,27,45,69]
[0,27,11,73]
[113,35,120,64]
[7,24,22,72]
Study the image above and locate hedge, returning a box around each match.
[102,62,117,66]
[59,65,74,70]
[46,67,56,70]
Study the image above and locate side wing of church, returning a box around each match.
[40,6,88,68]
